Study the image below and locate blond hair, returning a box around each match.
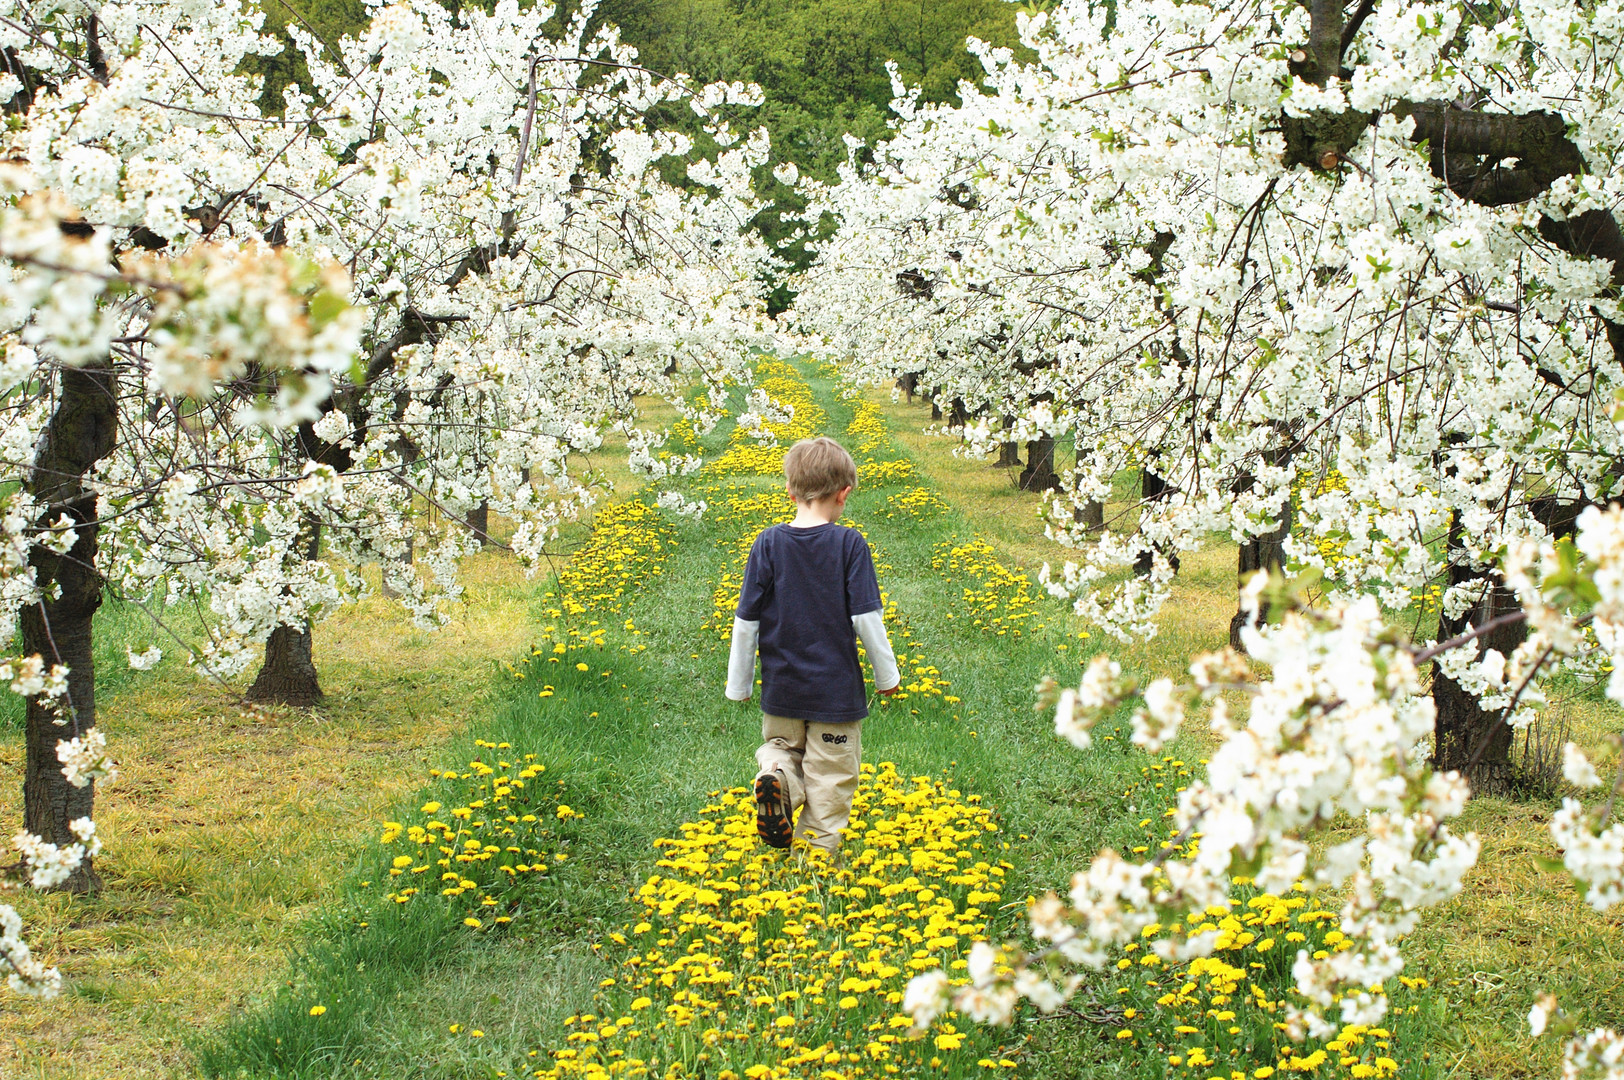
[784,436,857,502]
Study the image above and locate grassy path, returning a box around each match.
[12,358,1616,1079]
[200,360,1443,1080]
[195,359,1148,1079]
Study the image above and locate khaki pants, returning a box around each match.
[757,714,861,852]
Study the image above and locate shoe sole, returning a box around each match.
[754,773,793,849]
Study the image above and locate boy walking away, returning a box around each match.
[725,436,901,853]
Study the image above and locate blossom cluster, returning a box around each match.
[1105,767,1427,1077]
[912,582,1478,1031]
[780,0,1624,1071]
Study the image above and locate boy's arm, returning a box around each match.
[726,617,760,701]
[729,536,768,701]
[852,610,901,694]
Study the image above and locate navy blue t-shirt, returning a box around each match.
[735,522,883,723]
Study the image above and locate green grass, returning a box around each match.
[0,595,185,732]
[193,363,1160,1077]
[21,360,1621,1078]
[194,361,1443,1080]
[0,552,555,1079]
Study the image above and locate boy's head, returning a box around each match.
[784,436,857,504]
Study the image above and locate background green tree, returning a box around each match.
[246,0,369,115]
[595,0,1028,306]
[249,0,1028,304]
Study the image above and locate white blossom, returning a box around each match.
[56,729,116,789]
[1564,743,1603,790]
[125,645,162,671]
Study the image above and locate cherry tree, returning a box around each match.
[796,0,1624,1071]
[0,0,773,992]
[798,0,1624,793]
[82,0,776,706]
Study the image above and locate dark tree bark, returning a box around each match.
[898,371,919,403]
[896,270,935,300]
[930,386,943,422]
[1229,447,1296,651]
[1072,445,1105,533]
[247,520,324,707]
[2,46,48,114]
[246,625,324,707]
[467,499,490,543]
[1133,468,1180,576]
[995,415,1021,467]
[948,397,969,430]
[1431,539,1526,796]
[22,361,117,894]
[1018,435,1060,493]
[1230,523,1291,650]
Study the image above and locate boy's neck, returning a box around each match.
[790,497,842,528]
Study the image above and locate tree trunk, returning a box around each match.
[22,361,117,894]
[247,520,325,707]
[899,372,918,403]
[1230,521,1291,650]
[1133,468,1180,576]
[247,625,324,707]
[467,499,490,543]
[930,386,942,422]
[948,397,969,431]
[1230,452,1296,651]
[995,415,1020,467]
[1431,530,1526,796]
[1074,498,1104,534]
[1018,436,1059,493]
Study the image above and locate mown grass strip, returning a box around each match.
[202,359,1451,1080]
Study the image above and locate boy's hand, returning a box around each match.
[878,685,900,696]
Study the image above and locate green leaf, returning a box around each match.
[307,290,350,330]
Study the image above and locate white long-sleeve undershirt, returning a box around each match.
[725,611,901,701]
[725,617,759,701]
[853,609,901,694]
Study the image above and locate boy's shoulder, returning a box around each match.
[753,522,866,552]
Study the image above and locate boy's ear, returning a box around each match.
[838,485,853,501]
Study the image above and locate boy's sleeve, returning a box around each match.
[726,617,759,700]
[845,533,883,616]
[728,534,767,700]
[852,609,900,692]
[846,533,898,691]
[735,533,770,621]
